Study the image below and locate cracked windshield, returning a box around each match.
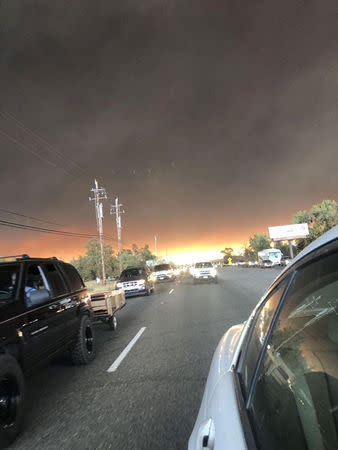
[1,1,338,449]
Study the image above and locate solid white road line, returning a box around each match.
[169,289,174,295]
[107,327,146,373]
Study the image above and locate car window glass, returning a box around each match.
[250,250,338,450]
[0,264,19,306]
[239,279,288,398]
[25,264,48,305]
[195,262,212,268]
[154,264,171,271]
[120,268,146,280]
[43,263,68,297]
[62,263,84,291]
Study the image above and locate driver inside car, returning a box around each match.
[24,279,38,306]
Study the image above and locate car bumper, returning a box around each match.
[124,288,147,297]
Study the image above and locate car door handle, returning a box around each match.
[197,418,215,450]
[49,303,60,310]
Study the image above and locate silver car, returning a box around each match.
[189,225,338,450]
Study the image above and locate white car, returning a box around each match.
[191,262,218,283]
[189,225,338,450]
[153,263,175,282]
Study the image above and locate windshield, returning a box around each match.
[119,268,146,281]
[0,264,19,305]
[195,262,213,268]
[154,264,171,272]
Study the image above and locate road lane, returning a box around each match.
[12,267,280,450]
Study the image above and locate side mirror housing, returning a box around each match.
[27,289,51,307]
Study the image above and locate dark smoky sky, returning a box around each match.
[1,0,338,257]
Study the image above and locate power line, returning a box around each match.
[0,218,117,241]
[0,129,73,175]
[0,110,87,176]
[0,208,63,227]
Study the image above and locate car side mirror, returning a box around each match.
[27,289,51,307]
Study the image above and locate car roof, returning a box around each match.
[0,256,63,265]
[291,225,338,264]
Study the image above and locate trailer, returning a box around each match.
[89,289,126,330]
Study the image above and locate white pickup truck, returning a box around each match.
[153,263,175,282]
[190,262,218,283]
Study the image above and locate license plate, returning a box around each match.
[203,276,208,279]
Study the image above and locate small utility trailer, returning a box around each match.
[89,289,126,330]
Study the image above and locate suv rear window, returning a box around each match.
[62,263,84,291]
[0,264,19,306]
[195,262,212,268]
[154,264,171,271]
[120,268,146,280]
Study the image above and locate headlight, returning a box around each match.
[138,279,145,285]
[116,282,123,288]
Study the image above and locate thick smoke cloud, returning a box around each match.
[0,0,337,257]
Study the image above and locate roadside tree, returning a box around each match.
[248,233,270,257]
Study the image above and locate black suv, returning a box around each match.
[0,255,96,446]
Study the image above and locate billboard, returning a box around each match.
[268,223,309,241]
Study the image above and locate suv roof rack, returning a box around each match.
[0,254,30,261]
[0,255,60,263]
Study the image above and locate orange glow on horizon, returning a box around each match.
[1,229,244,263]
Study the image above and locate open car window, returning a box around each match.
[0,264,19,307]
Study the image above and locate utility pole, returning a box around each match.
[110,197,124,274]
[154,235,158,261]
[89,179,107,284]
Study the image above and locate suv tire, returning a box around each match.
[70,316,96,365]
[0,354,25,447]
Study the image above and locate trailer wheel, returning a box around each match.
[109,315,117,331]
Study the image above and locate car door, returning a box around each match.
[41,262,79,345]
[21,262,65,369]
[248,243,338,450]
[193,277,291,450]
[58,262,88,340]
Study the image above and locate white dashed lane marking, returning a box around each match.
[107,327,146,372]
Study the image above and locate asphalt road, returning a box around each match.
[11,267,281,450]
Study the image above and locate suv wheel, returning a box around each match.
[0,354,25,447]
[70,316,96,364]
